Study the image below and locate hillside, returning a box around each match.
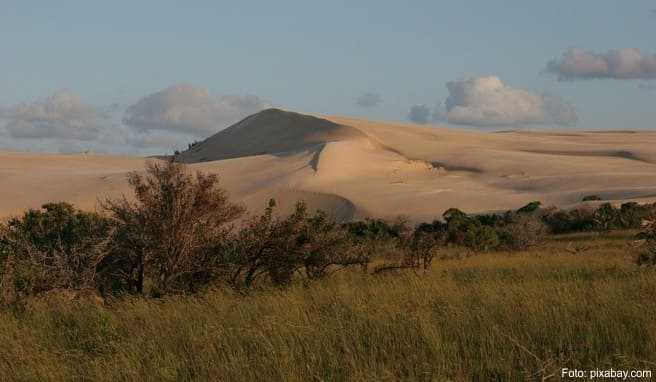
[1,109,656,221]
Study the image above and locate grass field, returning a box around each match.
[1,230,654,381]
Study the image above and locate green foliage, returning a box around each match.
[442,208,501,251]
[463,224,500,251]
[0,203,112,302]
[582,194,602,202]
[543,206,595,233]
[593,203,620,231]
[343,218,405,241]
[542,203,655,234]
[228,200,365,287]
[637,220,656,266]
[516,201,542,214]
[6,202,111,257]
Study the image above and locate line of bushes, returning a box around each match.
[1,160,654,303]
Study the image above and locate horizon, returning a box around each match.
[1,1,655,155]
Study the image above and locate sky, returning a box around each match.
[1,0,655,155]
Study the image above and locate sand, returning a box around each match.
[2,109,655,222]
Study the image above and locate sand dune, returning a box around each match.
[2,109,655,222]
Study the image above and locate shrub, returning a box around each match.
[582,195,602,202]
[618,202,654,229]
[0,203,112,303]
[406,226,444,269]
[463,224,500,251]
[516,201,542,214]
[497,213,548,250]
[543,206,596,234]
[593,203,621,231]
[442,208,500,251]
[637,220,656,266]
[101,159,244,296]
[343,218,405,241]
[228,200,365,288]
[542,203,655,234]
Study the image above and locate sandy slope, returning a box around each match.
[2,109,655,222]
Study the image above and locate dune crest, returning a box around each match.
[2,109,656,222]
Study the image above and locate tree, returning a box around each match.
[101,160,244,296]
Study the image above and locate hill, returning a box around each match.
[1,109,656,221]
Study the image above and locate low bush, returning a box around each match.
[343,218,405,241]
[582,194,602,202]
[227,200,367,287]
[0,203,112,303]
[497,213,548,250]
[637,220,656,266]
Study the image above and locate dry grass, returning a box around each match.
[1,231,655,381]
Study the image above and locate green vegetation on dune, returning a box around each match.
[1,232,655,381]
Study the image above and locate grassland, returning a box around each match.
[1,230,654,381]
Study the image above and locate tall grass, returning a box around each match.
[1,231,654,381]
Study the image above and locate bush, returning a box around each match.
[343,218,405,241]
[593,203,621,231]
[101,160,244,296]
[516,201,542,214]
[582,195,602,202]
[228,200,366,288]
[637,220,656,266]
[0,203,112,303]
[498,213,548,250]
[463,224,500,251]
[543,206,596,234]
[442,208,500,251]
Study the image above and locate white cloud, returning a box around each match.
[442,76,577,126]
[546,48,656,80]
[122,84,269,136]
[1,90,102,140]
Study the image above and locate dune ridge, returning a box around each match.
[1,109,655,222]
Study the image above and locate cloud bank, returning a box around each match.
[123,84,268,136]
[407,76,577,127]
[356,92,382,108]
[0,85,270,155]
[546,48,656,80]
[1,90,102,141]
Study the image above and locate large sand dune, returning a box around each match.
[2,109,655,222]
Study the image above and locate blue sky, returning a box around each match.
[1,1,655,153]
